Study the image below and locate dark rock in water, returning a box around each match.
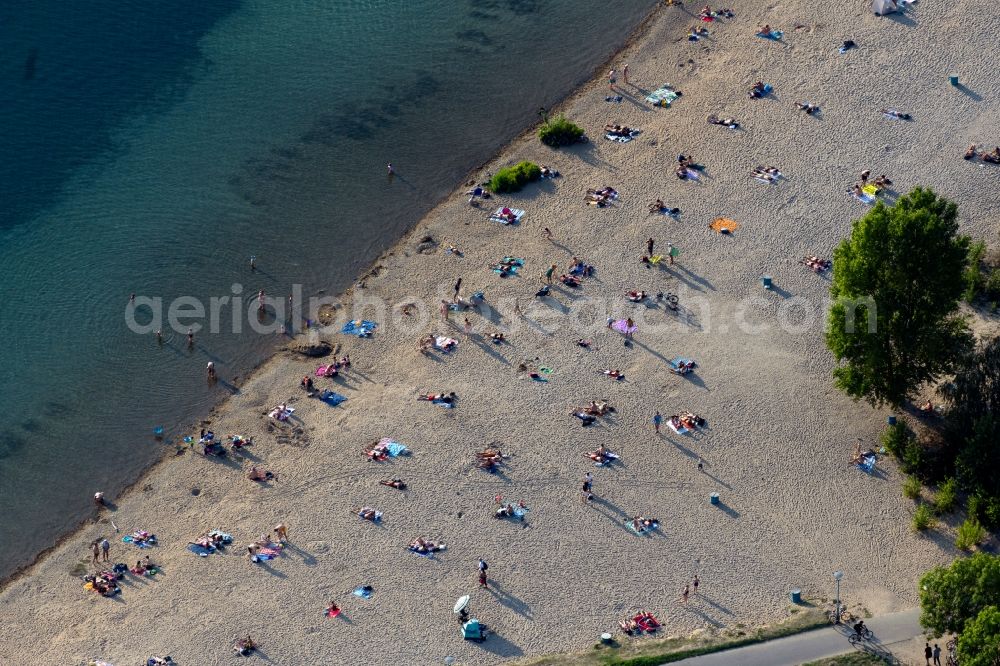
[287,339,333,357]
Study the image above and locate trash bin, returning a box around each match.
[710,492,720,505]
[949,75,960,86]
[761,275,773,289]
[887,415,897,426]
[790,588,802,604]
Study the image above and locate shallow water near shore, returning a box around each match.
[0,1,657,582]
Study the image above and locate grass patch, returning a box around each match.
[802,653,892,665]
[903,475,922,500]
[912,503,936,532]
[955,517,987,551]
[934,478,958,515]
[513,607,828,666]
[488,161,542,194]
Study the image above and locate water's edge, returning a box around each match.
[0,4,662,593]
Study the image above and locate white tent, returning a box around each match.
[872,0,898,15]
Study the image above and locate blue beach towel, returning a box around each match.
[385,442,408,457]
[757,30,783,40]
[431,398,454,408]
[320,390,347,406]
[342,320,378,337]
[188,543,215,557]
[353,586,373,599]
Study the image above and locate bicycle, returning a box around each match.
[827,606,854,624]
[946,638,959,666]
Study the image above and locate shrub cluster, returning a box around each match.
[538,115,584,147]
[488,161,541,194]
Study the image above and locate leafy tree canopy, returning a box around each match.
[827,187,972,407]
[919,553,1000,636]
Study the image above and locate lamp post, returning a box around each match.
[833,571,844,624]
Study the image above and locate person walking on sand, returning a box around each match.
[513,298,523,318]
[608,69,617,90]
[543,227,553,241]
[274,523,288,542]
[440,299,450,322]
[932,644,941,666]
[544,264,556,284]
[667,242,676,265]
[653,411,663,434]
[924,643,932,665]
[453,277,463,300]
[581,472,594,502]
[692,574,699,595]
[100,537,110,562]
[623,63,630,85]
[682,584,690,603]
[647,237,655,257]
[91,541,100,565]
[463,317,473,338]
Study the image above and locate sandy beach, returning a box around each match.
[1,1,998,664]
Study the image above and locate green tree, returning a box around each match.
[826,187,972,408]
[957,605,1000,666]
[919,553,1000,635]
[940,335,1000,499]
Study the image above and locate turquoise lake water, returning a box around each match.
[0,0,656,581]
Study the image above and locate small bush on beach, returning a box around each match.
[488,161,542,193]
[881,420,913,457]
[903,476,922,500]
[934,478,958,514]
[539,115,584,147]
[912,504,935,532]
[956,518,986,551]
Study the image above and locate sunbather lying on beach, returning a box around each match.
[601,369,624,380]
[248,466,276,482]
[408,537,445,553]
[354,507,382,522]
[571,410,597,426]
[579,400,615,416]
[981,147,1000,163]
[380,478,407,490]
[795,102,819,115]
[630,516,660,533]
[489,331,505,344]
[604,125,634,137]
[881,108,912,121]
[585,445,619,465]
[752,165,783,183]
[965,143,979,160]
[575,338,592,348]
[268,404,293,421]
[707,114,739,129]
[539,165,559,178]
[559,274,582,287]
[418,391,456,403]
[568,258,595,276]
[627,290,648,302]
[475,447,505,470]
[800,255,831,272]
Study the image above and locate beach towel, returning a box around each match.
[667,420,689,435]
[858,454,876,474]
[605,132,637,143]
[434,336,458,352]
[377,438,409,457]
[612,319,638,335]
[756,30,783,40]
[320,390,347,407]
[251,552,276,562]
[208,530,233,544]
[488,207,525,225]
[852,191,876,205]
[315,364,337,377]
[646,86,680,107]
[353,586,373,599]
[326,606,341,618]
[431,398,454,408]
[709,217,740,234]
[342,320,378,337]
[862,183,879,197]
[188,543,215,557]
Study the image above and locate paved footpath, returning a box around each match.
[669,608,923,666]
